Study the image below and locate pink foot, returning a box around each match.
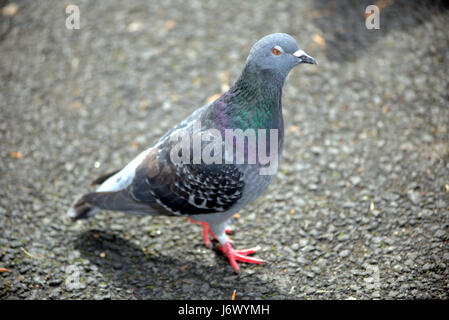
[218,241,264,273]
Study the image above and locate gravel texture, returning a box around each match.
[1,0,448,299]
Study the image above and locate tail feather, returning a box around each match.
[67,189,156,221]
[67,196,100,221]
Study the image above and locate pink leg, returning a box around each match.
[188,218,233,247]
[200,222,212,248]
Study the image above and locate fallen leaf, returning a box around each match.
[93,233,100,239]
[289,125,298,133]
[364,0,392,19]
[131,288,137,300]
[2,3,18,17]
[0,267,10,273]
[290,209,295,214]
[233,213,240,219]
[99,252,106,258]
[312,34,326,49]
[444,184,449,193]
[131,141,139,149]
[164,20,176,30]
[11,151,23,159]
[21,247,44,259]
[205,93,221,104]
[192,77,201,87]
[310,10,327,19]
[375,0,392,11]
[180,264,188,271]
[139,99,148,110]
[70,100,83,110]
[309,3,336,19]
[231,289,236,300]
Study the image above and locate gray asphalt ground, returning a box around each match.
[1,0,448,299]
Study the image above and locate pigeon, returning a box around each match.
[68,33,316,273]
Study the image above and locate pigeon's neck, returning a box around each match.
[232,63,285,104]
[224,63,285,130]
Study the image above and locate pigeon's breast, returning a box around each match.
[237,163,277,207]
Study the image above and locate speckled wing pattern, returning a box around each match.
[129,141,245,217]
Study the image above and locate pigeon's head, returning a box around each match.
[245,33,316,79]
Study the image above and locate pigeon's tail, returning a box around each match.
[67,194,101,221]
[67,189,157,221]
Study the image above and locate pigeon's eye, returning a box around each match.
[272,46,283,56]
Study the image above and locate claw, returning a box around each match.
[232,246,260,255]
[218,241,264,273]
[225,226,234,234]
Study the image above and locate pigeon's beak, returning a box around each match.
[293,49,317,65]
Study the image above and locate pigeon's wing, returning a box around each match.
[128,145,244,216]
[90,168,122,186]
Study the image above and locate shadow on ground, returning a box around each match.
[75,230,280,299]
[311,0,449,62]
